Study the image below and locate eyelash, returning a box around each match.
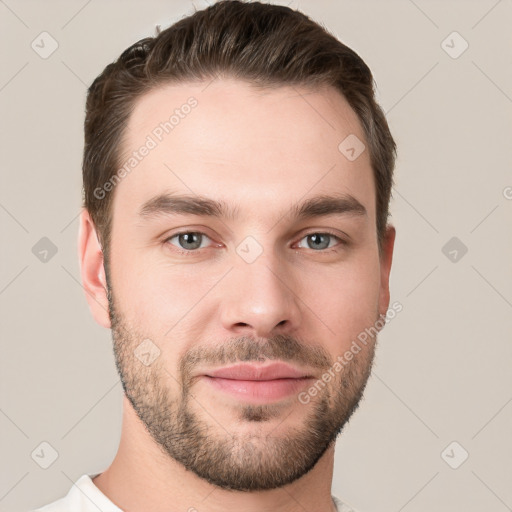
[163,230,348,256]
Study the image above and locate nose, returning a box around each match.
[219,249,302,339]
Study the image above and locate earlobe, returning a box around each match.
[378,224,396,319]
[78,208,111,329]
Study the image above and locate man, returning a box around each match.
[33,1,396,510]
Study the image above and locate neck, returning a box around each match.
[93,396,338,512]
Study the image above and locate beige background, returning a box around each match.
[1,1,511,511]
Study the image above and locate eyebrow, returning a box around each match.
[138,192,367,223]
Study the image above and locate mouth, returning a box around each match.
[199,362,315,403]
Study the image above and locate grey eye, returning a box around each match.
[169,232,210,251]
[297,233,340,251]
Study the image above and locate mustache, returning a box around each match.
[180,334,332,377]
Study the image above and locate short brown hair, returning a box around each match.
[83,0,396,265]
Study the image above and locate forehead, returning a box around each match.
[113,78,375,225]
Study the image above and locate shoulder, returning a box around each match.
[29,473,122,512]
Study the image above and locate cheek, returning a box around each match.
[304,253,381,349]
[110,244,219,337]
[109,260,197,376]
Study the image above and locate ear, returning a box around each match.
[377,224,396,319]
[78,208,111,328]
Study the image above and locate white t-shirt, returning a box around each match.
[31,473,358,512]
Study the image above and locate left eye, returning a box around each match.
[296,233,342,251]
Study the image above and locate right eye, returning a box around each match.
[164,231,216,254]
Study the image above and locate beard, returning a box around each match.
[106,281,377,492]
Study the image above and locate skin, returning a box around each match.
[79,78,395,512]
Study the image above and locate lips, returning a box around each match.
[203,362,313,381]
[198,362,316,403]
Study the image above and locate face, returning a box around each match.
[91,78,394,491]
